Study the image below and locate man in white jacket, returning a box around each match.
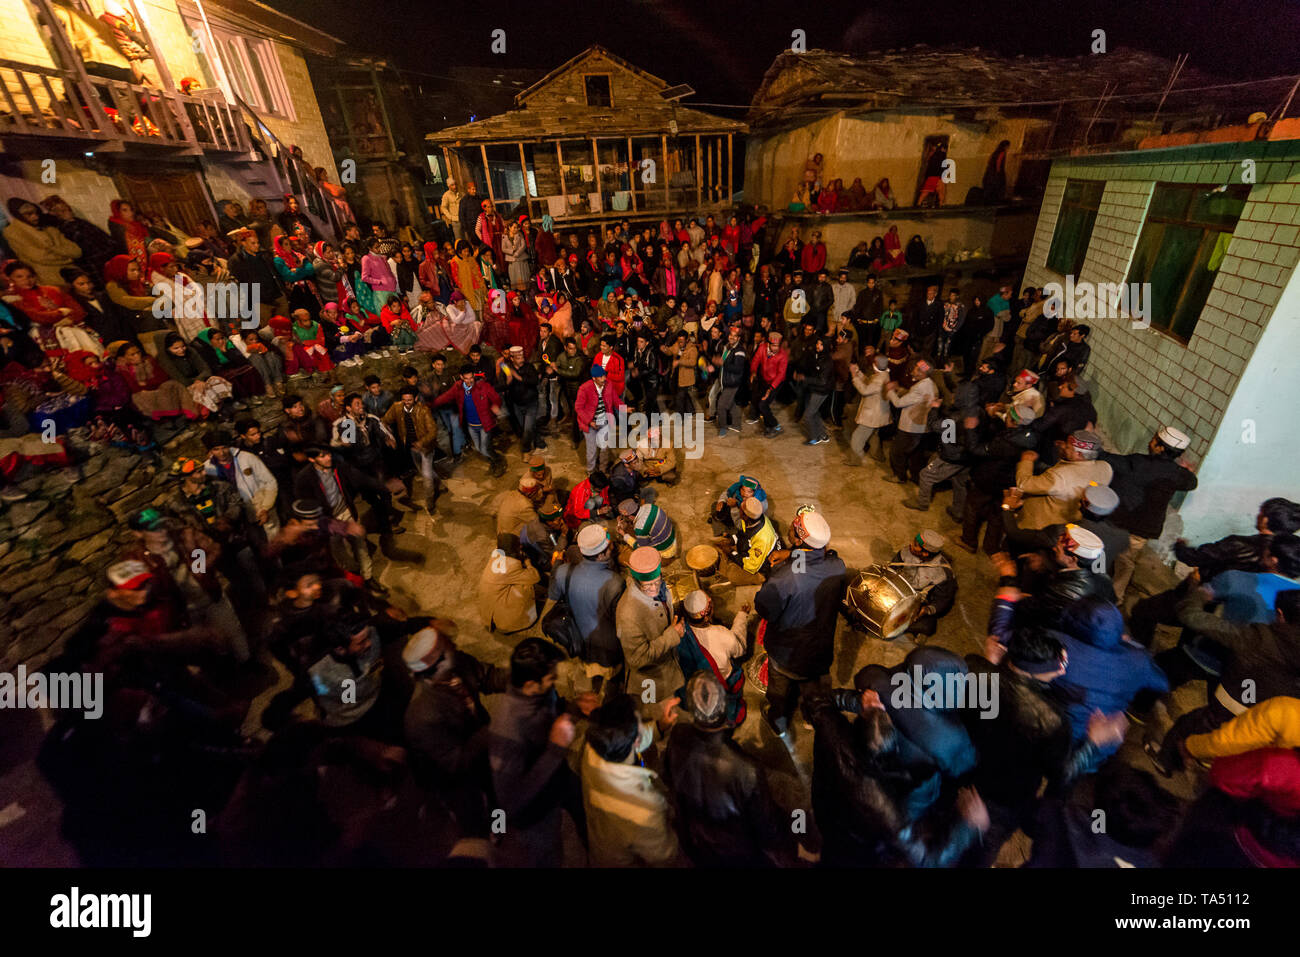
[831,267,857,323]
[848,353,891,463]
[203,429,280,537]
[883,358,936,484]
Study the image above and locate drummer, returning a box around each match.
[892,530,957,639]
[676,589,750,726]
[713,474,769,530]
[715,496,780,584]
[636,427,679,486]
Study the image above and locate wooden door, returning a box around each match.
[114,170,213,235]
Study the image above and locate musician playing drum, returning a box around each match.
[893,530,957,639]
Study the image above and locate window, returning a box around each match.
[1126,183,1249,341]
[583,75,611,108]
[1046,179,1104,276]
[185,17,295,120]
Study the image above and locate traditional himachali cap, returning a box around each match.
[1082,482,1119,516]
[617,498,639,517]
[741,496,765,519]
[107,559,152,590]
[578,524,610,556]
[794,510,831,549]
[1158,425,1191,450]
[528,454,546,470]
[685,671,727,728]
[129,507,167,531]
[1007,403,1037,425]
[1068,430,1102,453]
[915,530,947,552]
[292,499,324,521]
[539,501,563,520]
[519,476,540,494]
[402,626,446,673]
[171,456,204,477]
[619,449,637,464]
[1063,524,1104,560]
[628,545,662,581]
[1014,369,1040,384]
[683,589,710,616]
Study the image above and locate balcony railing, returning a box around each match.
[0,59,249,154]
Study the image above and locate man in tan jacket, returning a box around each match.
[495,475,543,537]
[478,535,542,633]
[1015,429,1113,530]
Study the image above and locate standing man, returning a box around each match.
[755,511,847,737]
[575,365,626,474]
[907,284,943,357]
[883,358,936,485]
[615,546,685,710]
[712,323,748,438]
[747,330,789,438]
[1104,425,1199,600]
[439,178,463,243]
[382,386,441,514]
[203,429,280,539]
[853,274,884,347]
[831,268,857,329]
[549,524,626,691]
[457,182,481,247]
[1015,430,1114,530]
[434,368,506,477]
[498,344,545,457]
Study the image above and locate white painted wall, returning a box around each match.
[1179,262,1300,543]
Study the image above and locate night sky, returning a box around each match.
[265,0,1300,113]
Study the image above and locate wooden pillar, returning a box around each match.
[713,138,721,201]
[661,134,670,212]
[517,141,531,218]
[591,137,600,215]
[727,133,734,207]
[441,147,453,186]
[627,136,637,212]
[555,141,568,220]
[694,135,702,208]
[480,143,496,206]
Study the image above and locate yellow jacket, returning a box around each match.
[1185,696,1300,760]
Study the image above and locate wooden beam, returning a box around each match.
[441,147,453,187]
[591,137,600,214]
[661,133,669,212]
[627,136,637,213]
[517,140,531,219]
[694,134,701,208]
[727,133,734,207]
[555,140,568,220]
[480,143,496,206]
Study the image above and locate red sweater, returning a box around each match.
[749,345,789,388]
[574,378,626,433]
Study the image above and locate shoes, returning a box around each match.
[882,475,905,484]
[803,438,819,446]
[1143,740,1173,778]
[718,431,727,439]
[745,417,760,425]
[814,436,830,445]
[534,440,548,451]
[902,498,928,511]
[728,426,741,433]
[763,428,779,438]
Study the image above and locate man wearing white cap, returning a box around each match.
[1002,482,1130,578]
[1103,425,1199,600]
[754,510,847,737]
[498,343,544,457]
[615,546,685,708]
[402,623,508,832]
[1014,429,1113,530]
[678,590,750,724]
[1040,524,1116,609]
[547,524,626,688]
[891,530,956,639]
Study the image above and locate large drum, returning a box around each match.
[844,564,922,639]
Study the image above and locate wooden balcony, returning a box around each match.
[0,59,249,155]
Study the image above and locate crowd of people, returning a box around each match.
[9,189,1300,869]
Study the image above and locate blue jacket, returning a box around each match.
[1054,597,1168,742]
[550,557,625,667]
[755,546,846,677]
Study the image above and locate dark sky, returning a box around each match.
[266,0,1300,112]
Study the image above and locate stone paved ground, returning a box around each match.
[0,350,1209,866]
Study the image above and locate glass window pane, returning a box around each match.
[1146,224,1203,329]
[1149,185,1192,220]
[1170,235,1220,339]
[1189,187,1248,227]
[244,40,276,114]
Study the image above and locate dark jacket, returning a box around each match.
[404,650,508,787]
[804,690,977,867]
[293,461,361,517]
[799,347,835,395]
[663,723,787,867]
[717,341,748,389]
[1176,589,1300,708]
[227,247,284,305]
[907,297,943,342]
[755,546,847,678]
[1025,798,1161,868]
[1103,451,1198,540]
[967,422,1040,493]
[1033,393,1097,444]
[488,686,574,867]
[1173,534,1271,581]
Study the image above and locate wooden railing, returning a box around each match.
[0,59,249,153]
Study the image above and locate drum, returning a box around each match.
[844,564,922,639]
[685,544,721,578]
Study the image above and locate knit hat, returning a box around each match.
[684,671,727,728]
[578,524,610,556]
[1063,524,1104,560]
[634,503,662,537]
[628,546,662,582]
[1082,483,1119,516]
[590,365,606,378]
[1158,425,1190,450]
[202,429,233,450]
[683,589,710,616]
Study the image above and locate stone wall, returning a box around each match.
[1021,140,1300,463]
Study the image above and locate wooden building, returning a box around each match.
[427,45,746,226]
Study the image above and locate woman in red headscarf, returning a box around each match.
[110,340,201,419]
[418,241,447,304]
[2,260,86,349]
[272,232,320,316]
[102,253,161,332]
[474,198,506,273]
[505,291,538,356]
[881,224,904,271]
[107,200,150,276]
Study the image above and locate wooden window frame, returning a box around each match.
[1045,178,1105,277]
[582,73,612,108]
